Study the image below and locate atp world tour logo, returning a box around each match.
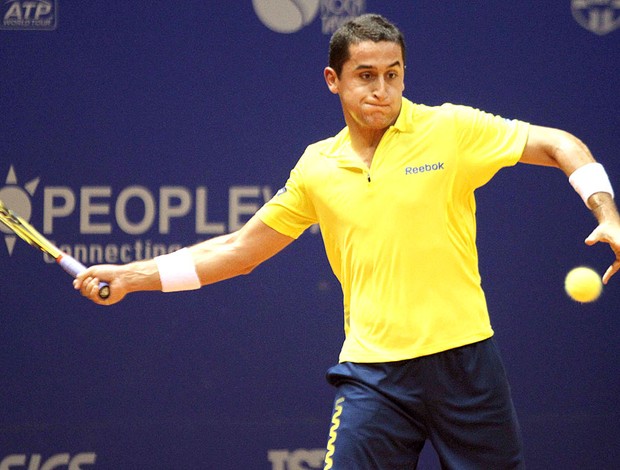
[571,0,620,35]
[1,0,58,30]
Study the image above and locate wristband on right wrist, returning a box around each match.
[154,248,201,292]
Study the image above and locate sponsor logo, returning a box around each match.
[0,453,96,470]
[571,0,620,35]
[1,0,58,31]
[253,0,365,35]
[0,164,278,265]
[253,0,320,34]
[404,162,445,175]
[268,448,326,470]
[320,0,366,35]
[0,165,40,254]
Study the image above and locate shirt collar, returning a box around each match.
[320,97,415,162]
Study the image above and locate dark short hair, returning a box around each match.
[328,14,406,77]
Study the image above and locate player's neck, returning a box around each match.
[347,126,388,168]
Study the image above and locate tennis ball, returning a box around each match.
[564,266,602,303]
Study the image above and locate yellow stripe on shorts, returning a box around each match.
[323,397,345,470]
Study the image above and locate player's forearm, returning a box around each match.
[530,127,616,212]
[146,217,293,294]
[192,250,256,285]
[553,132,596,176]
[189,232,267,286]
[120,242,254,294]
[189,216,294,286]
[121,258,163,292]
[542,130,595,176]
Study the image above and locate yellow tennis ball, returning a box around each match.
[564,266,602,303]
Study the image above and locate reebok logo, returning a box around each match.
[405,162,445,175]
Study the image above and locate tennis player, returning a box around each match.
[76,14,620,469]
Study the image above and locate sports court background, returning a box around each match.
[0,2,618,469]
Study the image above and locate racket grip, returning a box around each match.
[58,255,110,299]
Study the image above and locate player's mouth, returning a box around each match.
[364,102,392,111]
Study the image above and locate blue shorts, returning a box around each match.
[323,338,524,469]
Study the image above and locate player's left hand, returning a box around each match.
[585,221,620,284]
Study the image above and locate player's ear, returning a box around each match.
[324,67,339,94]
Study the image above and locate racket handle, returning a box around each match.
[58,255,110,299]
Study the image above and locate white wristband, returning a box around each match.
[568,162,614,209]
[154,248,201,292]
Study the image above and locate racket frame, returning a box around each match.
[0,200,110,299]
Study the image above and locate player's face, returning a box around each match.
[325,41,405,132]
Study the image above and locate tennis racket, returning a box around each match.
[0,199,110,299]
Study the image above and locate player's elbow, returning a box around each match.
[231,250,265,276]
[239,262,261,275]
[522,126,592,174]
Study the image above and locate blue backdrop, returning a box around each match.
[1,2,618,469]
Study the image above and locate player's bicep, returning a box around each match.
[519,125,594,175]
[232,215,296,269]
[519,125,560,167]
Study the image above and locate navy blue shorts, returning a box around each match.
[323,338,524,469]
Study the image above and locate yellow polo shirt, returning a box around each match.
[256,98,529,363]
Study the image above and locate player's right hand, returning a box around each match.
[74,265,127,305]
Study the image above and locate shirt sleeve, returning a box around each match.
[255,157,318,239]
[449,104,530,189]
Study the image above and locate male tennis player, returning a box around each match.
[76,14,620,469]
